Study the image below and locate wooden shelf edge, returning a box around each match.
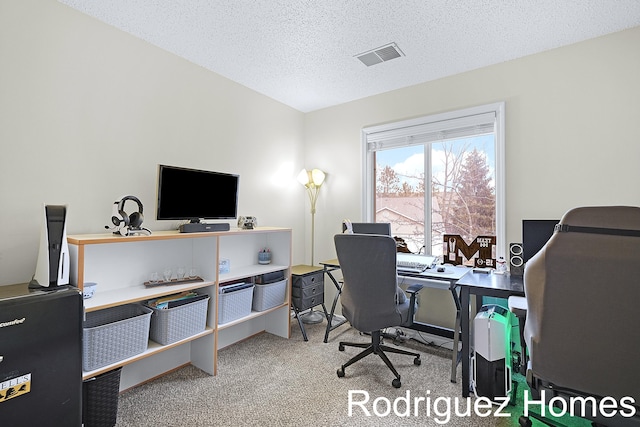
[82,328,214,380]
[68,227,292,245]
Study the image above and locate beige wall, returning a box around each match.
[304,26,640,266]
[0,0,306,285]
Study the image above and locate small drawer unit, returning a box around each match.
[292,269,324,311]
[290,264,329,341]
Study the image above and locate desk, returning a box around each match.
[456,271,524,397]
[320,258,471,382]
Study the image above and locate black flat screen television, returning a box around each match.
[156,164,239,222]
[522,219,559,263]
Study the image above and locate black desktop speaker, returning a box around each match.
[509,243,524,276]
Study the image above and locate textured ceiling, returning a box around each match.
[58,1,640,112]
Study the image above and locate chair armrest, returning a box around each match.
[405,283,424,321]
[508,296,527,318]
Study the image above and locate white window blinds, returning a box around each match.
[365,111,496,152]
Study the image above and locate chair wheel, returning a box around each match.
[392,378,401,388]
[338,344,345,351]
[414,357,421,366]
[337,368,345,378]
[518,415,532,427]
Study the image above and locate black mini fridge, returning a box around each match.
[0,283,83,426]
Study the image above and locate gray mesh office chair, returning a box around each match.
[334,233,423,388]
[519,206,640,427]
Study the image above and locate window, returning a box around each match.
[362,102,505,260]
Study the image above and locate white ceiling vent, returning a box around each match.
[355,43,404,67]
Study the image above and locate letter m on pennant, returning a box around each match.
[443,235,496,267]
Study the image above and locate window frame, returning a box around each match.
[362,102,506,257]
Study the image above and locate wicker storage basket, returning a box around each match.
[252,279,287,311]
[148,296,209,345]
[83,304,152,371]
[82,367,121,427]
[218,285,254,324]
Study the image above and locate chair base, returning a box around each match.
[337,330,421,388]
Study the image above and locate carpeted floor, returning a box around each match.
[114,321,582,426]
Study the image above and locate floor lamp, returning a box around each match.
[297,168,326,324]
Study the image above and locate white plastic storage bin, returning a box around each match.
[252,279,287,312]
[83,304,152,371]
[218,285,254,324]
[148,296,210,345]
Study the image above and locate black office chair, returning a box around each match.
[334,233,423,388]
[518,206,640,427]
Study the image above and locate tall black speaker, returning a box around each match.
[509,243,524,276]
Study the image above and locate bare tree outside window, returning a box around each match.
[377,165,402,196]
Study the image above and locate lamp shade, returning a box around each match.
[297,168,325,187]
[311,169,325,186]
[297,169,310,186]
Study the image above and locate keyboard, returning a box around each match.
[396,253,438,273]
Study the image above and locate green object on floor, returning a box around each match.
[507,373,592,426]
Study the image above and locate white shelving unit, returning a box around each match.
[68,227,292,391]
